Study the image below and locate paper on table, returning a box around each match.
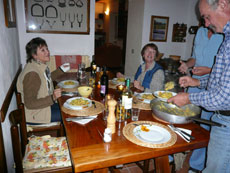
[70,115,97,125]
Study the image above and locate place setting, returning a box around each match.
[122,121,177,148]
[109,77,126,89]
[57,79,79,94]
[132,92,154,110]
[61,85,105,124]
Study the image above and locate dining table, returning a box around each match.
[57,73,210,173]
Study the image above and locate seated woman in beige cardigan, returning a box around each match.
[17,37,70,124]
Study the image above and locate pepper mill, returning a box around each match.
[107,99,117,134]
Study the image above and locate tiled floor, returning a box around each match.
[111,159,155,173]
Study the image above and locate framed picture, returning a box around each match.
[24,0,90,34]
[3,0,16,28]
[149,16,169,42]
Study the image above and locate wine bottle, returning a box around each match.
[100,66,108,97]
[121,78,133,119]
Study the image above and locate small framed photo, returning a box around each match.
[149,15,169,42]
[3,0,16,28]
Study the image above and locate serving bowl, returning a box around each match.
[150,98,201,124]
[77,86,93,97]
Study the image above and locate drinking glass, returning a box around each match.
[131,108,140,121]
[78,63,86,80]
[116,101,125,122]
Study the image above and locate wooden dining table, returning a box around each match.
[57,73,210,173]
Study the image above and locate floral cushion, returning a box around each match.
[23,135,71,169]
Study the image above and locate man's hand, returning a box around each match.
[192,66,211,76]
[178,61,188,74]
[179,76,200,88]
[53,88,62,100]
[168,92,190,107]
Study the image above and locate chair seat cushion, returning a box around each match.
[23,135,71,169]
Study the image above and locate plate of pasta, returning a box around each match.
[111,78,126,85]
[63,97,92,110]
[58,80,79,89]
[154,91,177,102]
[137,93,155,104]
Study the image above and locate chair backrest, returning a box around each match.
[9,106,28,172]
[48,55,90,72]
[16,92,64,137]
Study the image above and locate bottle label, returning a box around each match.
[122,95,127,106]
[100,85,106,94]
[124,97,132,109]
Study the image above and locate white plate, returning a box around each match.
[133,125,171,144]
[63,97,92,110]
[153,91,177,102]
[57,80,79,89]
[111,78,126,85]
[137,93,154,104]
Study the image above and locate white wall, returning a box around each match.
[125,0,145,77]
[0,1,21,172]
[125,0,199,76]
[16,0,95,66]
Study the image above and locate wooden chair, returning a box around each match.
[9,105,72,173]
[16,92,64,137]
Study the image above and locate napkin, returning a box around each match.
[168,125,192,143]
[70,115,97,125]
[60,63,70,72]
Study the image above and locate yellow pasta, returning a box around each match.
[64,81,75,85]
[70,98,89,106]
[117,78,125,82]
[165,81,175,91]
[158,92,173,99]
[142,94,155,100]
[156,102,196,117]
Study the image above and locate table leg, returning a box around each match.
[155,156,170,173]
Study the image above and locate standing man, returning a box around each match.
[169,0,230,172]
[179,26,223,173]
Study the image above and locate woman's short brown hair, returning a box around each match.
[26,37,47,63]
[141,43,159,62]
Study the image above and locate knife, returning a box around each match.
[66,116,95,122]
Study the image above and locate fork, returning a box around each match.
[169,124,195,140]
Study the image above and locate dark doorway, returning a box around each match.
[95,0,128,73]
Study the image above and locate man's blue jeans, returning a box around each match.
[188,87,213,171]
[203,114,230,173]
[189,110,212,171]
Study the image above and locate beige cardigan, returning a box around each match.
[17,61,63,123]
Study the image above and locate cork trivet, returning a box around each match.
[123,121,177,148]
[62,100,105,116]
[152,114,170,124]
[132,97,151,110]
